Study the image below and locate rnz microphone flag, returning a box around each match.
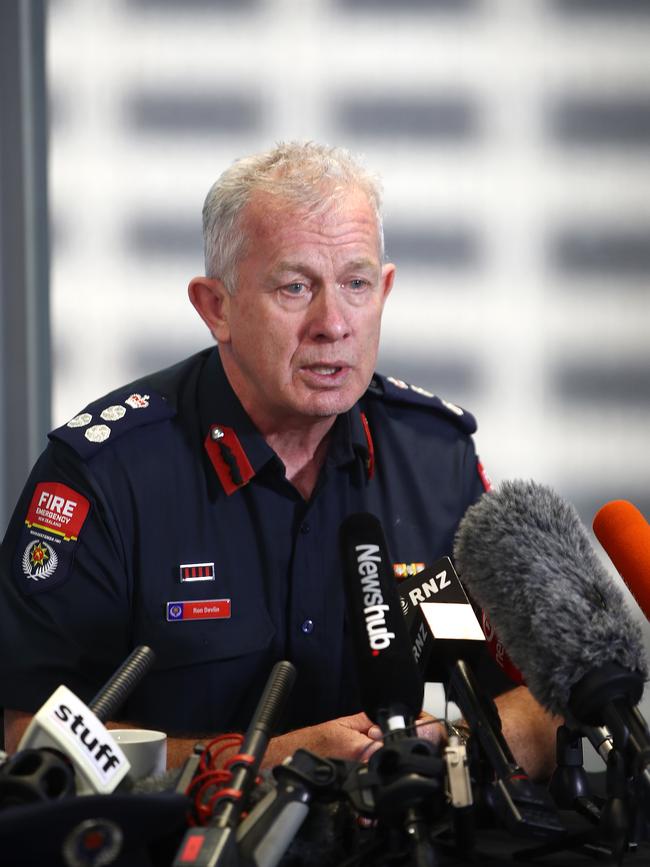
[397,556,485,685]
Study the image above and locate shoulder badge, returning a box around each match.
[14,481,90,595]
[49,389,175,459]
[367,373,477,434]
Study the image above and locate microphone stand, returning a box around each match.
[548,725,592,810]
[447,660,563,840]
[513,745,638,865]
[446,660,641,864]
[344,716,447,867]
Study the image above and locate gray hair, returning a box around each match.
[202,141,385,292]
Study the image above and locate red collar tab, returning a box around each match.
[360,412,375,480]
[204,425,255,495]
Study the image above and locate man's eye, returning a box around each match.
[348,279,369,291]
[282,283,308,296]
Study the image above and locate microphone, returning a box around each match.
[341,514,446,866]
[15,646,156,796]
[398,555,525,689]
[453,481,650,788]
[236,751,344,867]
[174,660,296,867]
[593,500,650,621]
[339,512,424,733]
[397,556,485,685]
[0,748,75,810]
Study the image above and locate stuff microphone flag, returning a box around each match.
[17,645,156,795]
[593,500,650,621]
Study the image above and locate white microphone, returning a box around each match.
[17,645,156,795]
[18,684,129,794]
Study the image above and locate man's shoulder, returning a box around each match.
[363,372,477,436]
[47,348,212,462]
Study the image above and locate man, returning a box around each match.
[0,142,559,777]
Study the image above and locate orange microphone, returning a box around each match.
[593,500,650,620]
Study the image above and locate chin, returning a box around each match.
[302,390,360,419]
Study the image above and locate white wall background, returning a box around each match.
[47,0,650,768]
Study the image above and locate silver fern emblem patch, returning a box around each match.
[22,540,59,581]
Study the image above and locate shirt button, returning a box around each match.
[300,619,315,635]
[300,522,311,534]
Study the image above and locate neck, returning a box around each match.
[265,419,335,500]
[218,349,338,499]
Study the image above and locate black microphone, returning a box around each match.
[397,555,485,685]
[454,480,650,790]
[339,512,424,733]
[399,557,525,686]
[341,514,448,867]
[174,660,296,867]
[396,554,563,837]
[89,645,157,722]
[0,748,75,811]
[236,751,345,867]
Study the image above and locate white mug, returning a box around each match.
[110,729,167,780]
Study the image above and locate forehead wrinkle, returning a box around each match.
[271,256,378,280]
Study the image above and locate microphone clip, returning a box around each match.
[444,736,473,809]
[349,736,446,822]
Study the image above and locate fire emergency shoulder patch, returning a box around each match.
[14,388,175,596]
[366,373,477,435]
[15,481,91,595]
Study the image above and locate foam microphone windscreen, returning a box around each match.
[453,480,647,719]
[339,512,424,725]
[593,500,650,621]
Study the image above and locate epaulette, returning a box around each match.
[48,388,175,460]
[366,373,477,435]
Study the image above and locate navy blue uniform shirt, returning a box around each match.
[0,348,501,735]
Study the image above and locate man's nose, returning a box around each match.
[307,286,351,341]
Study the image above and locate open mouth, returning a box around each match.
[301,363,349,384]
[309,365,341,376]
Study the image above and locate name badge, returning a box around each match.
[166,599,231,622]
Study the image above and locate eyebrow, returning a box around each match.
[342,258,378,273]
[273,261,312,277]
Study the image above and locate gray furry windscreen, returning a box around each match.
[453,479,647,718]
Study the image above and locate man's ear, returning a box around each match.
[188,277,232,343]
[380,262,396,306]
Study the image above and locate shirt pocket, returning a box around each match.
[133,586,276,671]
[126,592,278,733]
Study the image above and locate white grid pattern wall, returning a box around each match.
[48,0,650,522]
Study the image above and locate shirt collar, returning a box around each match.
[198,348,276,475]
[326,401,372,472]
[198,347,373,490]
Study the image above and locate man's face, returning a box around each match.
[215,188,395,429]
